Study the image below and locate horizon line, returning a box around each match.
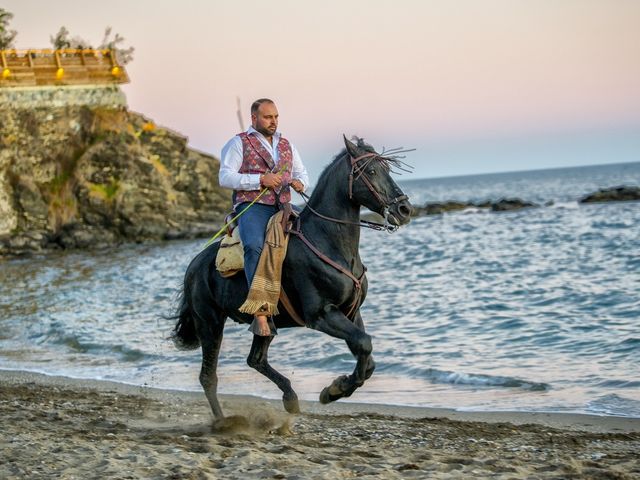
[398,160,640,184]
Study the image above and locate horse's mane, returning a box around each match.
[314,137,376,187]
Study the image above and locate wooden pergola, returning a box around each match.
[0,49,129,87]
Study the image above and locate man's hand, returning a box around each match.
[260,173,282,189]
[290,179,304,193]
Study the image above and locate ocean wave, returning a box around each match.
[586,394,640,417]
[378,364,549,391]
[41,328,162,363]
[550,201,579,209]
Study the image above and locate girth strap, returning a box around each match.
[279,287,306,327]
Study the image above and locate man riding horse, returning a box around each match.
[174,112,412,418]
[219,98,309,337]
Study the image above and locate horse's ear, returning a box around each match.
[343,134,360,159]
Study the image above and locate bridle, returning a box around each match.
[299,152,409,232]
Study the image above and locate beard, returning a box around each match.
[255,124,277,137]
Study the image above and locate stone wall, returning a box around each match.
[0,85,127,109]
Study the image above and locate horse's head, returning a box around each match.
[343,135,413,226]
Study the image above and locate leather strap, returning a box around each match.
[288,219,365,319]
[279,287,306,327]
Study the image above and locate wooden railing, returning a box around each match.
[0,49,129,87]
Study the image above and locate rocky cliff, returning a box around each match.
[0,86,230,256]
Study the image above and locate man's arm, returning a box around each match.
[219,136,262,190]
[290,144,309,193]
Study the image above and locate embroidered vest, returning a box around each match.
[235,132,293,205]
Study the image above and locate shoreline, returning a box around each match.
[2,369,639,479]
[2,369,640,434]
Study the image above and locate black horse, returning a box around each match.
[172,136,412,418]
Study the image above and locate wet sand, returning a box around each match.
[1,370,639,479]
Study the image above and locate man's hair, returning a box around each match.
[251,98,275,115]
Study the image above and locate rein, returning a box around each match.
[299,192,395,232]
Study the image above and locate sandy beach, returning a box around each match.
[0,371,638,479]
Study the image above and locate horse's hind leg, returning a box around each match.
[247,335,300,414]
[197,313,226,418]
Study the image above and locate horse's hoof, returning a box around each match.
[283,393,300,414]
[320,386,343,404]
[320,375,349,404]
[319,386,333,404]
[211,415,249,433]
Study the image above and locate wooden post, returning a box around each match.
[236,97,245,131]
[0,51,7,70]
[107,49,119,68]
[27,50,34,68]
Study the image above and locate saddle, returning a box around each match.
[214,227,244,278]
[215,204,297,278]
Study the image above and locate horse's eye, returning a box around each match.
[368,169,376,176]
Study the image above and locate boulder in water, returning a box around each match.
[579,186,640,204]
[411,198,538,217]
[490,198,538,211]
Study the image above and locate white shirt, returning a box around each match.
[219,126,309,192]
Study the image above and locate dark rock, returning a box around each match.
[410,197,539,218]
[411,201,474,216]
[490,198,538,211]
[579,186,640,204]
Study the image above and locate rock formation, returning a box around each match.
[0,86,230,256]
[579,186,640,204]
[410,198,538,217]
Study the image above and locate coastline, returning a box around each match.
[2,369,639,433]
[1,370,638,479]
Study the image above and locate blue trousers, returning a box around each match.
[237,202,279,287]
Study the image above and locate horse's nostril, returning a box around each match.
[399,204,412,217]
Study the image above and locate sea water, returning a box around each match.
[1,162,639,416]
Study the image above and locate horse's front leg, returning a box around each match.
[352,311,376,381]
[246,334,300,414]
[314,305,373,404]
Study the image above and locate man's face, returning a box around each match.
[252,102,278,137]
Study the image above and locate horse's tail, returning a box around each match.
[170,287,200,350]
[170,244,221,350]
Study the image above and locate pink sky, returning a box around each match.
[4,0,640,179]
